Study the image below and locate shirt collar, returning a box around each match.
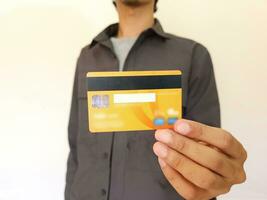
[89,18,170,48]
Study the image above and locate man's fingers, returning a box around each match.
[173,119,246,160]
[157,158,208,200]
[153,142,227,191]
[155,129,236,178]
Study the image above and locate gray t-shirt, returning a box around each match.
[111,37,137,71]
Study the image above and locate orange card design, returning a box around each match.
[86,70,182,133]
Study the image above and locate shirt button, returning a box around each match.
[103,152,109,159]
[101,188,107,196]
[126,142,131,150]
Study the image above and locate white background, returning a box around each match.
[0,0,266,199]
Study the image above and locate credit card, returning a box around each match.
[86,70,182,133]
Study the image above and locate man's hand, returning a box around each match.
[153,119,247,200]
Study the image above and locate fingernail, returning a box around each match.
[154,143,168,158]
[155,131,172,143]
[158,158,166,168]
[176,122,191,135]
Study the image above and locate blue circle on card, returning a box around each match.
[168,117,178,125]
[153,118,165,126]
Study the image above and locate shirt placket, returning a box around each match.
[108,35,143,200]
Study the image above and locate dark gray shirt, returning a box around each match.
[65,19,220,200]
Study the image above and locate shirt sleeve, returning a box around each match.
[64,53,81,200]
[184,43,221,128]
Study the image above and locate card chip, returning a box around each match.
[92,95,109,108]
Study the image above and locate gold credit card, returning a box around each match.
[86,70,182,133]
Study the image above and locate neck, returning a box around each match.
[116,2,154,38]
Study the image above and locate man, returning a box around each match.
[65,0,247,199]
